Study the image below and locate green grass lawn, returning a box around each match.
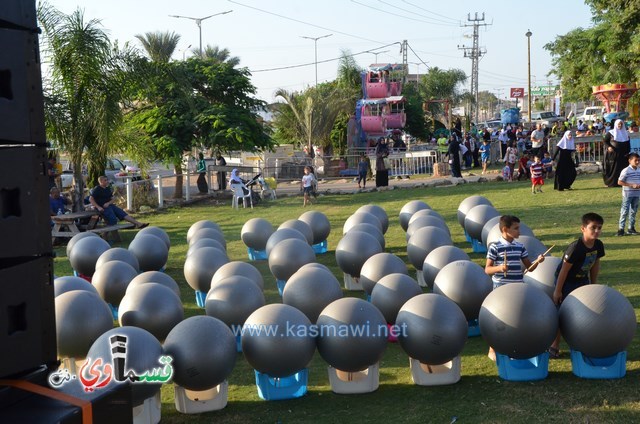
[53,173,640,423]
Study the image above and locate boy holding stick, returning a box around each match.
[485,215,546,360]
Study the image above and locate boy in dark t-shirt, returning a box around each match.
[548,212,605,357]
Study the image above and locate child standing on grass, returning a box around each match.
[485,215,545,360]
[479,139,490,174]
[541,151,554,179]
[301,166,314,207]
[530,154,544,194]
[616,152,640,236]
[357,154,368,189]
[548,212,605,358]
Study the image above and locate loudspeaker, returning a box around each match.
[0,146,52,259]
[0,28,46,146]
[0,0,37,30]
[0,257,56,379]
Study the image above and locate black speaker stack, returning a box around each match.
[0,2,132,422]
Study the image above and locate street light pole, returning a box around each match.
[169,10,233,57]
[371,50,389,64]
[526,29,532,126]
[300,33,332,87]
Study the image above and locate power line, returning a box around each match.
[405,42,429,69]
[376,0,460,26]
[401,0,460,24]
[351,0,459,27]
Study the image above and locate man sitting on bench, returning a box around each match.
[89,176,148,229]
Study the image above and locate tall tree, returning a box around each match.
[135,31,180,63]
[194,44,240,67]
[39,3,129,210]
[419,67,467,128]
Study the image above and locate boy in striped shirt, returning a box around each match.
[617,152,640,236]
[485,215,545,361]
[530,154,544,194]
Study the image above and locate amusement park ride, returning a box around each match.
[592,82,638,122]
[351,64,408,150]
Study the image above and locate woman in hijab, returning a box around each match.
[196,152,208,194]
[375,137,390,187]
[603,119,631,187]
[229,168,243,185]
[446,134,463,178]
[553,131,577,191]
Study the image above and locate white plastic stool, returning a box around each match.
[328,363,379,394]
[410,355,461,386]
[174,381,228,414]
[416,270,427,288]
[132,392,161,424]
[343,273,364,291]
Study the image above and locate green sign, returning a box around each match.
[530,85,558,96]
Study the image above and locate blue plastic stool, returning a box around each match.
[467,319,481,337]
[235,333,242,353]
[247,247,268,261]
[195,290,207,308]
[254,369,308,401]
[366,293,371,302]
[471,238,487,253]
[276,280,286,296]
[312,240,328,254]
[464,230,472,243]
[496,352,549,381]
[570,350,626,379]
[107,303,119,320]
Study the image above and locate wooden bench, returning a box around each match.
[87,223,135,242]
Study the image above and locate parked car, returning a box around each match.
[59,158,142,189]
[580,106,605,123]
[528,111,564,127]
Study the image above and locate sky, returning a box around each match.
[45,0,596,103]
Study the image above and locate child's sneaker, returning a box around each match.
[616,229,625,236]
[627,227,639,235]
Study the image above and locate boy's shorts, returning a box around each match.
[561,279,589,300]
[303,186,313,195]
[531,177,544,185]
[481,156,489,163]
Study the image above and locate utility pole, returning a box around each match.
[401,40,408,82]
[458,13,490,126]
[301,33,332,87]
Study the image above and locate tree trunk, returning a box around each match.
[72,158,85,213]
[173,162,183,199]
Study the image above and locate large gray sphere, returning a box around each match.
[335,231,384,278]
[299,262,332,273]
[242,304,316,377]
[183,246,230,292]
[371,273,422,324]
[282,267,343,323]
[68,236,110,277]
[55,290,113,358]
[464,205,500,241]
[268,238,316,281]
[265,228,307,258]
[434,261,493,320]
[399,200,431,231]
[128,234,169,272]
[54,276,99,297]
[187,220,222,244]
[279,219,314,245]
[484,221,535,247]
[457,195,493,229]
[299,210,331,244]
[346,223,385,250]
[205,276,265,328]
[479,284,558,359]
[422,246,470,289]
[342,212,382,234]
[523,256,563,298]
[163,316,236,391]
[241,218,275,250]
[189,227,227,250]
[136,226,170,250]
[96,247,140,272]
[66,231,99,258]
[559,285,637,358]
[408,209,445,227]
[406,226,453,270]
[359,253,409,295]
[517,235,548,259]
[91,260,138,305]
[406,216,450,241]
[396,293,468,365]
[316,298,387,372]
[212,261,264,291]
[118,283,184,341]
[356,204,389,234]
[127,271,181,299]
[87,327,163,406]
[187,238,226,257]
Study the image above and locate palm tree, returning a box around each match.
[39,4,128,210]
[419,67,467,129]
[195,44,240,67]
[135,31,180,63]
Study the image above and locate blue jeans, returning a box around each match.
[619,196,639,230]
[102,204,128,225]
